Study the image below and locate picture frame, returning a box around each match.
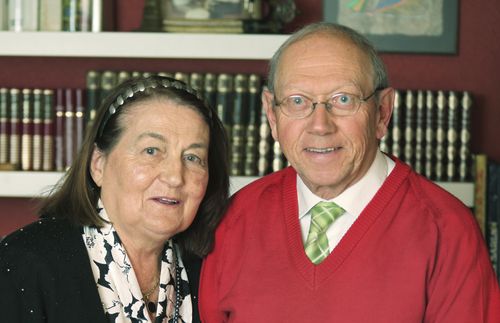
[323,0,459,54]
[160,0,262,33]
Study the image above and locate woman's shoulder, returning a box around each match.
[0,217,82,259]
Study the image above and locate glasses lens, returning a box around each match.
[282,95,311,118]
[330,93,359,115]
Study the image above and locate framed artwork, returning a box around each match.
[323,0,459,54]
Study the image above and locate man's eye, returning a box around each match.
[145,147,157,155]
[289,96,307,107]
[334,94,354,107]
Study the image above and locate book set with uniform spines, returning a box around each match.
[381,89,473,182]
[0,71,477,183]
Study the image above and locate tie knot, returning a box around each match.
[310,201,345,231]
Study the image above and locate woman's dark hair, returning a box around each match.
[39,75,230,257]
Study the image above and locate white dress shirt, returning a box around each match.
[297,151,396,252]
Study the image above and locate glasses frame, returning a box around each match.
[273,87,384,119]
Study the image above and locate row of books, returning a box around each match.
[0,0,109,32]
[0,70,476,183]
[474,154,500,283]
[380,89,473,182]
[0,87,85,172]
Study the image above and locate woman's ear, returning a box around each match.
[90,145,105,188]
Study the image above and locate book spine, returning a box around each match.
[403,90,415,168]
[42,89,54,171]
[230,74,249,176]
[39,0,62,31]
[117,70,131,85]
[91,0,102,31]
[215,73,234,140]
[99,70,117,104]
[189,72,204,96]
[174,72,189,84]
[0,88,8,164]
[459,91,472,182]
[391,90,402,159]
[446,91,459,181]
[487,161,499,276]
[272,140,285,172]
[434,91,447,181]
[9,88,20,168]
[21,89,32,171]
[414,90,425,175]
[244,74,261,176]
[32,89,43,171]
[79,0,91,31]
[8,0,23,31]
[75,88,85,155]
[21,0,38,31]
[424,90,435,180]
[0,0,8,30]
[55,88,65,171]
[65,89,74,169]
[62,0,80,32]
[203,73,217,109]
[85,70,101,127]
[474,154,488,237]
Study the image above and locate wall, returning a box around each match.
[1,0,499,236]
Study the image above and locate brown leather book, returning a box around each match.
[9,88,21,169]
[55,88,65,171]
[0,88,8,165]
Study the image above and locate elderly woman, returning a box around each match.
[0,75,229,322]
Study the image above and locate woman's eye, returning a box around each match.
[185,154,202,164]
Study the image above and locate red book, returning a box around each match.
[0,88,9,164]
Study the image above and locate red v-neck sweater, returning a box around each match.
[200,159,500,322]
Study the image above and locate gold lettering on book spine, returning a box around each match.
[32,89,43,171]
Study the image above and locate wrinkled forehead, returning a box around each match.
[276,33,374,91]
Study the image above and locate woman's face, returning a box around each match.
[90,98,210,246]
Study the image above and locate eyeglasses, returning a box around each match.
[273,88,383,119]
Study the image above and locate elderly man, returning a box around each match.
[200,22,500,322]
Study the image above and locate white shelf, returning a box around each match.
[0,31,289,59]
[0,171,475,207]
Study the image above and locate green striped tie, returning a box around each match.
[304,201,345,265]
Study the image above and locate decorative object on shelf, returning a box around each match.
[323,0,458,54]
[150,0,298,33]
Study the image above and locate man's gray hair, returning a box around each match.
[266,22,389,94]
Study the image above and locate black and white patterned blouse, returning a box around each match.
[82,205,193,322]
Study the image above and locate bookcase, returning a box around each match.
[0,31,475,206]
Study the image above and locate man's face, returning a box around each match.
[263,33,393,199]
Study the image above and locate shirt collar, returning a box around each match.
[297,150,394,219]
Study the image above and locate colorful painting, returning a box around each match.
[323,0,458,53]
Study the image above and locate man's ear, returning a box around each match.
[375,87,395,140]
[89,145,105,188]
[262,87,279,141]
